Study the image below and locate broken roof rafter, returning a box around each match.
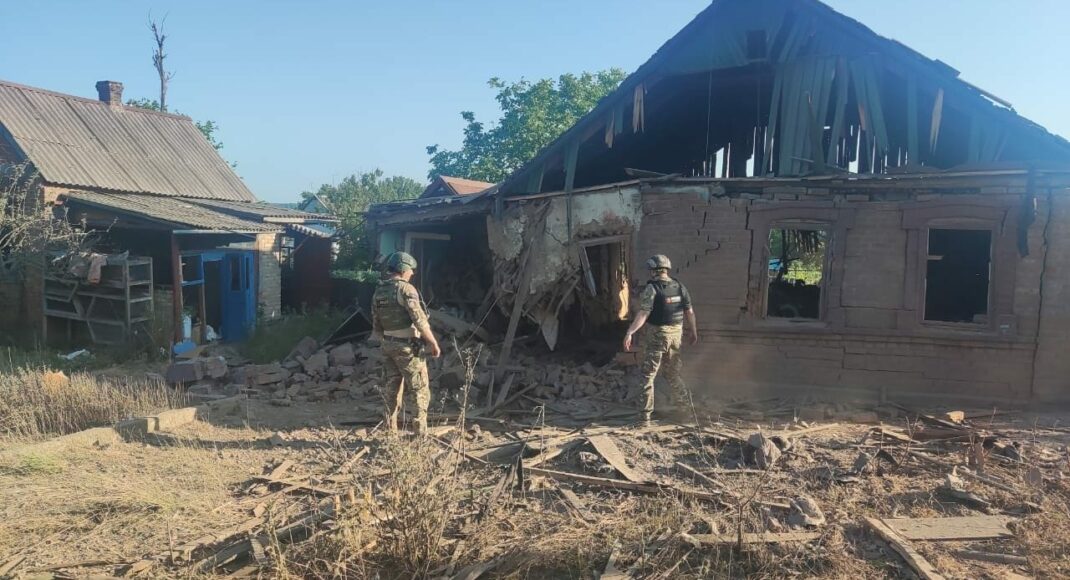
[498,0,1070,196]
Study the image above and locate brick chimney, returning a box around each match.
[95,80,124,107]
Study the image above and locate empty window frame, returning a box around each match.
[923,228,991,324]
[766,226,828,320]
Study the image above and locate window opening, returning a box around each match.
[924,228,991,323]
[229,254,241,291]
[766,227,827,319]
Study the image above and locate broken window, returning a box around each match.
[924,228,991,323]
[766,227,827,319]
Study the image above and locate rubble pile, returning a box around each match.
[165,333,639,412]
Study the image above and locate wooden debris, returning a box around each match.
[675,462,727,490]
[772,423,841,438]
[864,517,946,580]
[599,541,626,580]
[248,475,338,497]
[882,515,1014,541]
[951,549,1028,566]
[588,434,647,483]
[493,373,516,408]
[267,459,295,479]
[906,450,1018,493]
[451,554,506,580]
[558,487,596,523]
[688,532,821,545]
[525,467,723,503]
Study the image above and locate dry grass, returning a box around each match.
[0,424,276,572]
[0,368,185,440]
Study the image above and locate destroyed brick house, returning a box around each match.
[0,79,337,346]
[368,0,1070,405]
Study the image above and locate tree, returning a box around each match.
[426,69,627,182]
[301,170,423,270]
[0,163,88,281]
[149,17,174,112]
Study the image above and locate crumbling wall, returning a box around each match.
[635,179,1053,403]
[488,186,642,303]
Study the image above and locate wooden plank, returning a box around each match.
[526,467,723,503]
[883,516,1014,541]
[952,550,1028,566]
[559,488,596,523]
[906,451,1018,493]
[772,423,841,438]
[267,459,295,480]
[493,373,516,408]
[675,462,727,490]
[588,434,646,483]
[864,517,946,580]
[687,532,821,546]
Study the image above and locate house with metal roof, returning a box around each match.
[0,78,337,346]
[369,0,1070,403]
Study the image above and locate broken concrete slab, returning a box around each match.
[165,360,205,384]
[328,343,356,367]
[303,352,329,374]
[287,336,319,360]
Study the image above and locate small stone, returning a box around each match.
[747,432,782,470]
[787,495,825,527]
[303,352,329,374]
[328,343,357,367]
[287,336,318,360]
[852,451,873,474]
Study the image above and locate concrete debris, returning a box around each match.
[166,359,205,384]
[852,451,873,475]
[288,336,319,360]
[787,495,825,527]
[328,343,356,367]
[302,352,329,374]
[747,432,782,470]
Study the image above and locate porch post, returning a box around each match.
[170,233,184,344]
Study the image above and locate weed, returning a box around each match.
[239,309,346,364]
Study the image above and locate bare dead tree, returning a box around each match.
[150,17,175,112]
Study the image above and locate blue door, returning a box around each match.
[221,251,256,341]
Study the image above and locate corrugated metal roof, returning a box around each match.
[287,223,336,238]
[61,191,280,233]
[188,198,337,222]
[0,79,256,202]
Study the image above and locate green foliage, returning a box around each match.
[427,69,628,182]
[301,170,422,270]
[126,98,225,152]
[768,229,827,285]
[331,269,381,284]
[238,309,346,364]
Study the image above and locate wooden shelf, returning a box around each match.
[43,256,155,345]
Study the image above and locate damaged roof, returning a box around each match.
[60,191,281,233]
[0,79,256,202]
[498,0,1070,195]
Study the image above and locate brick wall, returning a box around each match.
[256,233,282,320]
[634,180,1057,403]
[1031,188,1070,401]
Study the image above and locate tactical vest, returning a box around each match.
[648,278,685,326]
[373,279,418,336]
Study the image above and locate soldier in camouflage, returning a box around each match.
[623,254,698,423]
[371,251,442,435]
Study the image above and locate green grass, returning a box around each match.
[239,309,346,364]
[0,344,159,375]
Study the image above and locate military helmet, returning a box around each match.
[645,254,672,270]
[384,251,418,272]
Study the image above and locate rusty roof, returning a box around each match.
[61,191,281,233]
[421,175,494,198]
[0,79,256,202]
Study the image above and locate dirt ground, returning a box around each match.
[2,395,1069,579]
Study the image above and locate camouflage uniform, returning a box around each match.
[372,278,432,434]
[637,280,691,419]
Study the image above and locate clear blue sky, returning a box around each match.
[2,1,1068,202]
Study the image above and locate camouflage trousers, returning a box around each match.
[381,339,430,434]
[640,323,691,419]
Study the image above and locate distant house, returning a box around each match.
[298,193,335,215]
[420,176,493,199]
[0,79,337,344]
[369,0,1070,404]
